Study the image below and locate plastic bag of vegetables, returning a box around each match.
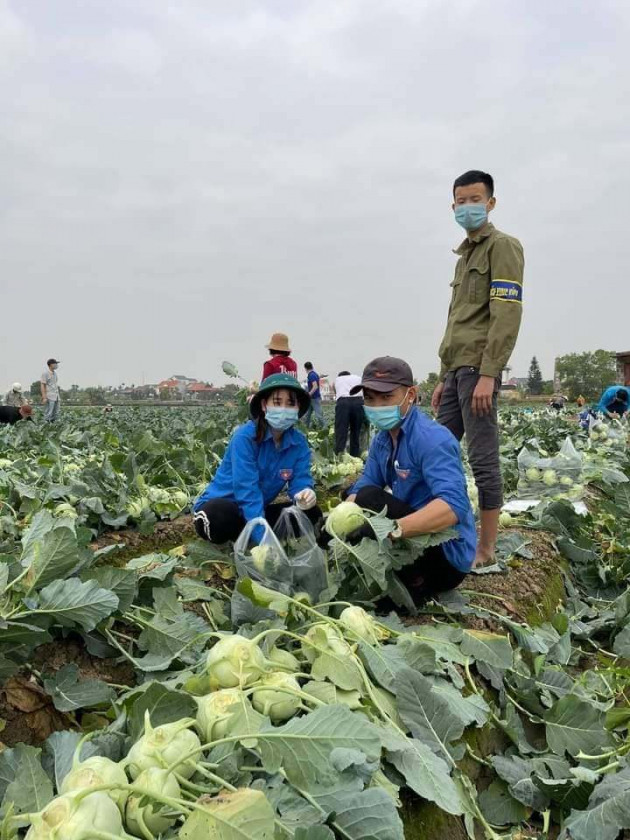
[272,506,328,601]
[233,517,292,589]
[234,510,328,602]
[517,436,583,500]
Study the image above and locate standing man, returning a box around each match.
[304,362,326,429]
[5,383,27,407]
[333,370,363,456]
[262,333,298,381]
[432,170,524,566]
[41,358,61,422]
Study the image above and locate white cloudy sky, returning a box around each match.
[1,0,629,389]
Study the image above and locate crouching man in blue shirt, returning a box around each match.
[193,374,322,543]
[346,356,477,601]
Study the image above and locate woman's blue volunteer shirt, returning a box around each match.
[351,407,476,572]
[193,421,314,522]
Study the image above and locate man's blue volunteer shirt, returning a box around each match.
[351,407,477,572]
[307,370,321,400]
[597,386,630,415]
[194,421,313,522]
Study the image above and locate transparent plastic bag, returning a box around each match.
[517,436,584,500]
[233,508,328,602]
[233,517,293,592]
[273,506,328,601]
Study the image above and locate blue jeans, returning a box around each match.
[305,397,326,429]
[44,399,60,422]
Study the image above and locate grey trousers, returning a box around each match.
[305,398,327,429]
[44,399,60,422]
[437,367,502,510]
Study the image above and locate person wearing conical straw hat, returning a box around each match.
[262,333,298,381]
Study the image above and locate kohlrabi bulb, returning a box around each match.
[61,755,128,813]
[251,672,301,722]
[125,768,181,836]
[205,635,268,689]
[196,689,243,742]
[125,713,201,780]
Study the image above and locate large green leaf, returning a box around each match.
[563,767,630,840]
[128,683,198,741]
[257,704,381,791]
[0,745,53,816]
[394,667,466,760]
[478,780,529,826]
[460,629,513,670]
[43,663,115,712]
[179,788,275,840]
[401,625,467,664]
[23,525,79,593]
[310,786,404,840]
[33,578,118,631]
[358,642,407,693]
[383,730,462,815]
[137,611,211,667]
[81,565,138,613]
[544,695,614,757]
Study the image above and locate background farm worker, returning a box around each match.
[192,373,322,543]
[576,395,586,408]
[431,170,524,566]
[333,370,363,456]
[5,383,27,407]
[549,393,568,411]
[303,362,327,429]
[262,332,298,380]
[0,404,33,425]
[345,356,476,602]
[41,358,61,422]
[597,386,629,419]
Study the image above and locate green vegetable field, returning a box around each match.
[1,405,630,839]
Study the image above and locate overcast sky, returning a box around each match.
[1,0,629,390]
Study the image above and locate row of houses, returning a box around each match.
[115,375,218,401]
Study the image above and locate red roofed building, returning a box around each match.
[187,382,217,401]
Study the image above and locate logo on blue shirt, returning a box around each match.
[279,468,293,481]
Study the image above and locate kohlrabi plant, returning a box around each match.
[125,712,201,780]
[61,755,129,813]
[124,768,181,837]
[205,634,268,689]
[251,672,301,722]
[196,688,243,742]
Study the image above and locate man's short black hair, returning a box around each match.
[269,349,290,357]
[338,370,351,377]
[617,388,629,402]
[304,362,313,370]
[453,170,494,198]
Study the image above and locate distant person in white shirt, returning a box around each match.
[41,358,61,422]
[333,371,363,456]
[5,383,27,407]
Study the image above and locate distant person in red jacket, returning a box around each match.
[262,333,298,381]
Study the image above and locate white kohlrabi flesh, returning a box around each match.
[61,755,129,812]
[324,501,365,537]
[125,712,201,780]
[206,635,268,688]
[252,672,301,722]
[125,768,181,836]
[196,688,243,742]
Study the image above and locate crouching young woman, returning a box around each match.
[193,373,322,543]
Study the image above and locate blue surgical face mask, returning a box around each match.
[454,203,488,231]
[265,407,299,431]
[363,390,410,431]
